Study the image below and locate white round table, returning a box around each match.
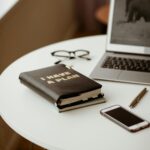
[0,35,150,150]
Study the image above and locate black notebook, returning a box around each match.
[19,64,105,112]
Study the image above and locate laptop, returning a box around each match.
[90,0,150,85]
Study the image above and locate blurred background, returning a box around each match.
[0,0,109,149]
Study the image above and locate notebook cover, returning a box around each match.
[19,64,103,109]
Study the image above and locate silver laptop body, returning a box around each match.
[90,0,150,85]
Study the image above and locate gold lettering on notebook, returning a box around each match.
[40,77,46,81]
[55,74,80,82]
[47,80,55,84]
[40,72,80,85]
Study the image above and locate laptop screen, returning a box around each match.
[107,0,150,54]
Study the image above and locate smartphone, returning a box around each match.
[100,105,150,132]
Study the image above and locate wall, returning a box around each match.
[0,0,19,19]
[0,0,78,73]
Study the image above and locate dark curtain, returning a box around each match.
[75,0,107,33]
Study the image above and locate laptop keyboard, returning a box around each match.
[102,56,150,72]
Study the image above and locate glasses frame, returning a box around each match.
[51,49,91,64]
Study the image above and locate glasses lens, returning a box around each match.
[75,50,89,57]
[51,50,70,58]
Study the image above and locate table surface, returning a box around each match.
[0,35,150,150]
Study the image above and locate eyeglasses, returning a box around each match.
[51,49,91,64]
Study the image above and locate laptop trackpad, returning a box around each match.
[90,68,121,80]
[118,71,150,84]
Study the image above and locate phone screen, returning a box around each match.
[105,107,144,127]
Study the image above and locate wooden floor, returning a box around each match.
[0,116,46,150]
